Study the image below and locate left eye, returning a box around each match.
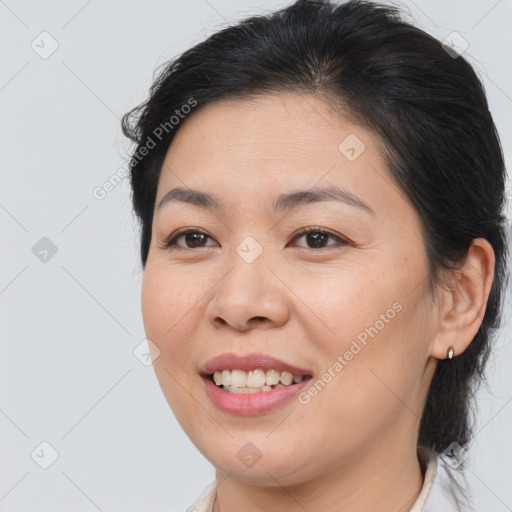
[291,227,348,249]
[161,228,348,250]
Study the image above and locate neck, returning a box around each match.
[213,438,425,512]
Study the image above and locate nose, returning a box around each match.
[205,250,291,332]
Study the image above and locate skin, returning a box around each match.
[141,92,495,511]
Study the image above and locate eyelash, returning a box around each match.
[159,227,350,251]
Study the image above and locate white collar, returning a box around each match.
[412,446,463,512]
[188,447,464,512]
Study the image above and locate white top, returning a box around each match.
[185,447,469,511]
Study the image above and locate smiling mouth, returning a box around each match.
[207,368,313,394]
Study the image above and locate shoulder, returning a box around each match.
[184,480,216,512]
[415,446,476,512]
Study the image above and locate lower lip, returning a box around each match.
[201,375,312,415]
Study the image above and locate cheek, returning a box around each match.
[141,268,204,422]
[309,297,428,440]
[142,260,200,319]
[141,267,196,353]
[299,271,393,354]
[300,269,423,402]
[141,271,171,343]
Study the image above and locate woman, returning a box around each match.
[121,1,508,510]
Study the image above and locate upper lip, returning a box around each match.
[200,352,313,376]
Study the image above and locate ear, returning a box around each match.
[430,238,496,360]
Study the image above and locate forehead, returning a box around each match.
[167,92,368,159]
[156,92,410,217]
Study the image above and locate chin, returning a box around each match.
[194,434,320,486]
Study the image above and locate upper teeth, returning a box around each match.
[213,369,305,388]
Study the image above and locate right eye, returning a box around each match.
[160,229,218,250]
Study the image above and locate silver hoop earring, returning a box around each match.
[446,346,455,359]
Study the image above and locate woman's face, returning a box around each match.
[141,93,440,485]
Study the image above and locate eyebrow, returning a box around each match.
[157,185,374,214]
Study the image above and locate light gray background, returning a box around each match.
[1,0,511,511]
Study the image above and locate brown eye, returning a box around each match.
[160,227,349,251]
[291,227,349,249]
[162,229,217,249]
